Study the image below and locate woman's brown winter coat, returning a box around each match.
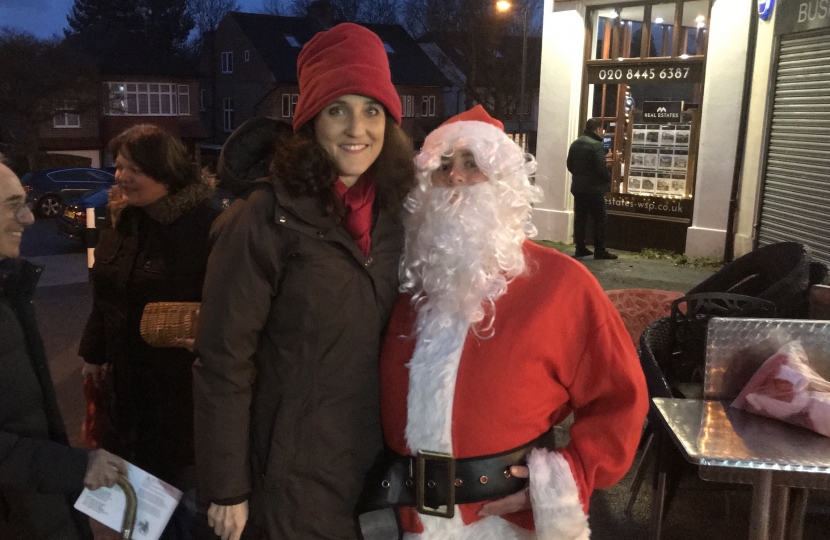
[193,176,404,539]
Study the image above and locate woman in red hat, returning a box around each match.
[192,22,414,540]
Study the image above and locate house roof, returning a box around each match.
[65,21,198,78]
[226,12,449,87]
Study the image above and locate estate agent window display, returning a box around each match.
[577,0,712,252]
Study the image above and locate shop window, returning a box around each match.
[651,3,677,57]
[594,4,694,60]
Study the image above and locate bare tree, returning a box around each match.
[188,0,240,49]
[361,0,398,24]
[402,0,542,120]
[260,0,287,15]
[289,0,397,24]
[0,29,99,169]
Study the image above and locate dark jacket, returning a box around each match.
[193,176,404,539]
[567,130,612,194]
[78,181,220,489]
[0,258,91,540]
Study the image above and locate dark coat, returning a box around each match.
[567,130,612,194]
[0,258,91,540]
[78,182,220,489]
[193,177,404,539]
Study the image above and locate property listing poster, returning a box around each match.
[628,124,691,196]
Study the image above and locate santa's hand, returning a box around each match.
[477,466,531,516]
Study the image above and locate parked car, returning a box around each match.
[57,186,233,244]
[21,167,115,218]
[57,187,111,243]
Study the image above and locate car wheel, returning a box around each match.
[37,195,62,218]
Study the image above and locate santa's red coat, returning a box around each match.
[380,241,649,538]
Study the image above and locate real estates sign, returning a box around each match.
[642,101,682,124]
[776,0,830,34]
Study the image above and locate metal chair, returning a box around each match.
[669,292,777,388]
[625,318,672,516]
[633,317,741,539]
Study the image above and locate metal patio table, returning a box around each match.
[651,397,830,540]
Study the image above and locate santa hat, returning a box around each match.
[415,105,523,179]
[421,105,508,153]
[293,23,402,131]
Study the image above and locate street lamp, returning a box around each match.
[496,1,529,133]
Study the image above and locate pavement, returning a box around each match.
[544,243,718,293]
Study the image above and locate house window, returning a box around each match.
[285,35,300,47]
[400,95,415,118]
[244,49,250,62]
[200,89,207,111]
[223,97,234,132]
[103,81,192,116]
[281,93,299,118]
[103,82,126,115]
[383,42,395,53]
[419,96,437,117]
[222,51,233,73]
[54,100,80,128]
[178,85,190,115]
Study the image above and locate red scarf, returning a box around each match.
[334,174,375,256]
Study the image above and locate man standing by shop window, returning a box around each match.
[567,118,617,260]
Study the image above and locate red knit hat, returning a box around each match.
[439,104,504,131]
[293,23,402,131]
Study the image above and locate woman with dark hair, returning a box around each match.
[79,124,221,538]
[192,23,415,540]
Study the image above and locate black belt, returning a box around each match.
[358,430,554,519]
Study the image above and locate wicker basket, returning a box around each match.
[139,302,200,348]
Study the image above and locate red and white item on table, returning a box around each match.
[732,340,830,437]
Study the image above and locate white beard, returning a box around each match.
[400,181,529,339]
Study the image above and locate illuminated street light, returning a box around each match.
[496,1,512,11]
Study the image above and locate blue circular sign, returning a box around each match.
[759,0,774,21]
[624,97,635,112]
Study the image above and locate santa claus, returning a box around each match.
[368,106,648,540]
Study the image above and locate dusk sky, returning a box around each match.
[0,0,280,39]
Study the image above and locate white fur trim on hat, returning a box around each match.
[528,449,591,540]
[421,120,511,158]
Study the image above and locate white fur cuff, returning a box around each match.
[528,449,590,540]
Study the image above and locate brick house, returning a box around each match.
[39,25,206,168]
[201,12,449,150]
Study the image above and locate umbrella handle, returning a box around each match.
[116,475,137,540]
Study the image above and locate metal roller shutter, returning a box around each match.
[757,30,830,265]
